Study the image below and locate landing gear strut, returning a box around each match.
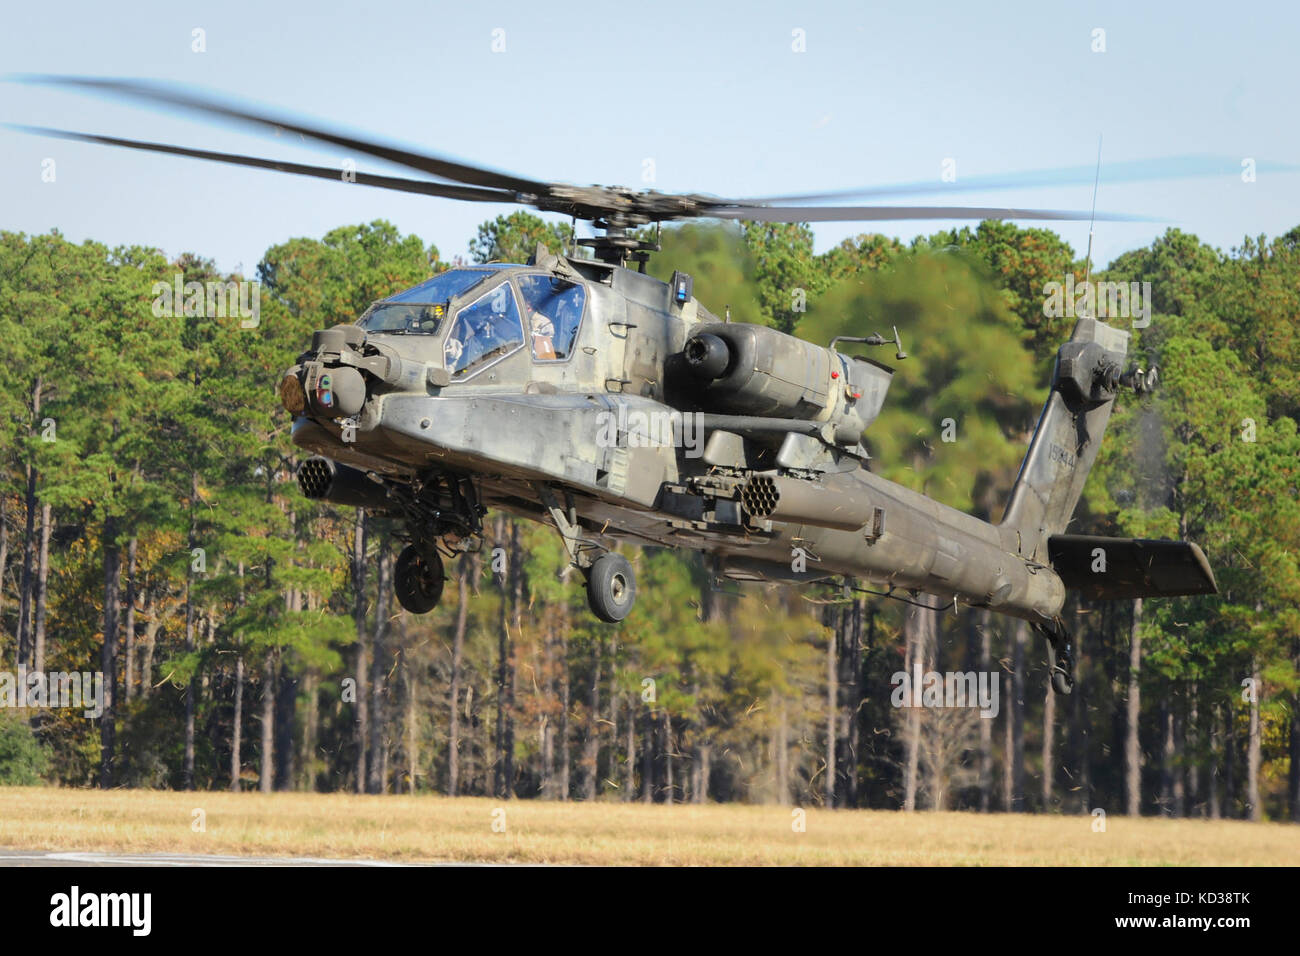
[394,544,445,614]
[535,482,637,623]
[1032,616,1075,695]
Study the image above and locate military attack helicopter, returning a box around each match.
[9,76,1219,694]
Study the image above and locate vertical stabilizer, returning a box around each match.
[1000,317,1131,561]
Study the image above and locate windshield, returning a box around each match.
[358,269,494,333]
[358,302,446,334]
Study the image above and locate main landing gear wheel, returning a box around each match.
[585,552,636,623]
[395,544,445,614]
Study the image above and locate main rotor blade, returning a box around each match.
[4,76,1159,228]
[738,155,1298,205]
[8,74,549,196]
[5,124,517,203]
[709,204,1146,223]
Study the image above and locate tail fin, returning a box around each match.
[1000,316,1130,561]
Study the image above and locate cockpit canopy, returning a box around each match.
[357,266,588,380]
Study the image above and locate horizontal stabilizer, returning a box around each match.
[1048,535,1218,600]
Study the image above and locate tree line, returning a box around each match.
[0,213,1296,821]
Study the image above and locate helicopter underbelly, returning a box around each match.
[295,390,1065,623]
[476,467,1065,624]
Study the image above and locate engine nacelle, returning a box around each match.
[681,322,892,445]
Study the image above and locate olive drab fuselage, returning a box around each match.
[283,251,1215,692]
[292,252,1058,614]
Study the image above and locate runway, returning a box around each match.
[0,849,425,867]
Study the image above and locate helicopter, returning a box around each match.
[8,76,1219,694]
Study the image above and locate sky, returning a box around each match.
[1,0,1297,276]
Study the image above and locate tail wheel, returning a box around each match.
[395,545,445,614]
[585,552,636,623]
[1051,669,1074,696]
[1034,617,1075,696]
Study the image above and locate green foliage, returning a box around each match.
[1106,228,1223,322]
[914,221,1079,366]
[3,211,1298,817]
[259,220,438,324]
[0,714,51,785]
[647,224,764,324]
[740,222,828,333]
[801,252,1039,514]
[820,233,904,283]
[469,212,574,265]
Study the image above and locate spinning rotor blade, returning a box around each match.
[3,124,517,202]
[740,154,1300,205]
[708,204,1142,223]
[9,74,550,195]
[5,74,1150,226]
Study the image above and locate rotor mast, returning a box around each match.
[576,216,662,269]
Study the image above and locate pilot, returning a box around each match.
[468,311,503,364]
[529,308,557,360]
[444,334,464,366]
[445,318,480,369]
[550,294,581,358]
[415,304,442,332]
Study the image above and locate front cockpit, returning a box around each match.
[281,257,618,516]
[357,266,503,334]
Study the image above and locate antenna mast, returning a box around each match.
[1082,135,1103,310]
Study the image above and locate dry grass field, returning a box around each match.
[1,786,1296,865]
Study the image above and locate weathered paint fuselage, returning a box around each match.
[292,258,1069,626]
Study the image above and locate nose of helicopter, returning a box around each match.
[281,322,445,422]
[280,323,371,419]
[280,358,367,419]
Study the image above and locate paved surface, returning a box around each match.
[0,849,425,867]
